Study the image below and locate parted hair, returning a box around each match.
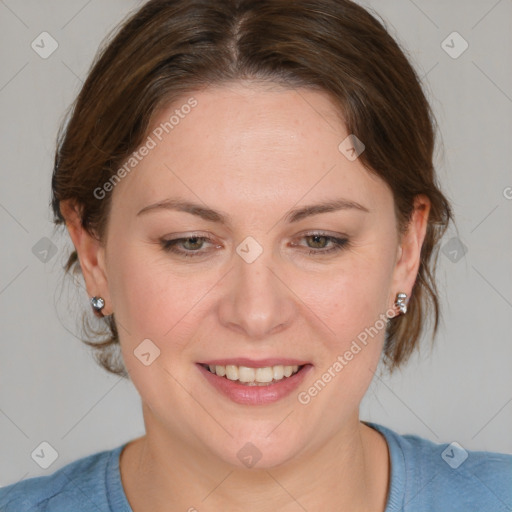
[51,0,452,377]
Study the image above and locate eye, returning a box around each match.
[293,233,349,256]
[160,236,218,258]
[160,232,349,259]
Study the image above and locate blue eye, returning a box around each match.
[160,233,349,258]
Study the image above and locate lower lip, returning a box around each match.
[196,363,312,405]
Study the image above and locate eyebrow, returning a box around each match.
[136,197,370,224]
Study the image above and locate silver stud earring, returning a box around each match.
[395,292,408,315]
[90,296,105,313]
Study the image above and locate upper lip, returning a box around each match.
[198,358,311,368]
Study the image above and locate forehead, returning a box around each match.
[112,83,391,219]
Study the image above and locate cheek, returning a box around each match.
[109,250,209,414]
[293,257,393,423]
[290,244,395,415]
[107,242,231,382]
[106,243,201,346]
[295,246,395,347]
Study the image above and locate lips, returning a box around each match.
[197,358,310,385]
[196,361,313,405]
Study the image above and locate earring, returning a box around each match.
[90,296,105,313]
[395,292,408,315]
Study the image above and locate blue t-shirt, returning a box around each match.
[1,422,511,511]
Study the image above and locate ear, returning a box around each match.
[389,194,431,309]
[60,200,112,315]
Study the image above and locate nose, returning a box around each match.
[217,248,296,340]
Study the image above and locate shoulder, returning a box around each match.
[0,443,125,512]
[366,422,512,512]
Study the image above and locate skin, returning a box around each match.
[62,82,430,511]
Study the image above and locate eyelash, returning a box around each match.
[160,233,349,258]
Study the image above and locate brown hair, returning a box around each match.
[51,0,452,377]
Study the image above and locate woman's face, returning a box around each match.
[97,83,415,468]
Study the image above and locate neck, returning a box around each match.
[120,410,390,512]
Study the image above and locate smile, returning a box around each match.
[197,362,312,405]
[202,363,303,386]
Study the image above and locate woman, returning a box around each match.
[1,0,510,511]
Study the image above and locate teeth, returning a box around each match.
[255,367,273,383]
[238,366,255,382]
[225,364,238,381]
[206,364,301,384]
[273,365,284,380]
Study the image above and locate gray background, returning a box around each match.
[1,0,511,487]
